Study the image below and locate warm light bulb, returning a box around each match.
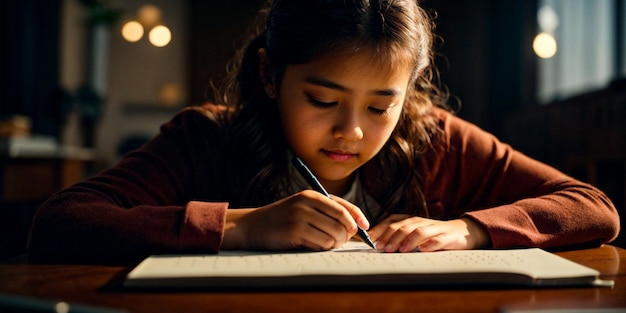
[149,25,171,47]
[121,21,144,42]
[533,32,557,59]
[138,4,162,28]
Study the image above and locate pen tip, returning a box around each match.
[359,231,376,249]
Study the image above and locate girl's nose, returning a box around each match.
[332,108,364,141]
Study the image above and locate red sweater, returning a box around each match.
[27,107,620,259]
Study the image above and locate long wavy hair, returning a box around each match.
[210,0,449,219]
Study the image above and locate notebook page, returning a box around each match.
[126,241,599,281]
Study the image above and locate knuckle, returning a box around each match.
[428,234,447,246]
[301,189,317,197]
[398,224,416,236]
[405,230,422,242]
[321,237,335,250]
[293,190,312,201]
[389,223,402,232]
[331,222,346,234]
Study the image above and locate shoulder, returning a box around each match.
[428,107,485,136]
[171,103,231,123]
[164,103,233,132]
[419,107,513,182]
[148,104,234,155]
[426,107,502,153]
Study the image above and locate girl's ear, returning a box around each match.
[258,48,276,98]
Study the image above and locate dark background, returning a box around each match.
[1,0,625,255]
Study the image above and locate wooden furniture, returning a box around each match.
[0,246,625,313]
[0,146,96,259]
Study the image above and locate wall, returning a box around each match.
[0,0,62,136]
[188,0,265,104]
[59,0,86,146]
[59,0,189,167]
[421,0,537,136]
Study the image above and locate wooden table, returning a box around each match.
[0,246,625,313]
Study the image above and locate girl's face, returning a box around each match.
[277,50,412,195]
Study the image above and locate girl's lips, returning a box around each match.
[323,150,357,162]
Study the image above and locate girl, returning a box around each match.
[28,0,619,259]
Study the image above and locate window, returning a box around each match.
[536,0,623,104]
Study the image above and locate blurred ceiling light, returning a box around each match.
[121,4,171,47]
[149,25,171,47]
[537,5,559,32]
[121,20,144,42]
[159,82,183,107]
[137,4,162,28]
[533,32,557,59]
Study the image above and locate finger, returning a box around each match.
[414,219,475,251]
[380,223,423,252]
[374,217,427,250]
[264,193,348,250]
[415,233,453,252]
[298,230,338,251]
[373,225,395,249]
[293,230,331,251]
[301,191,358,234]
[280,214,344,251]
[294,192,354,245]
[367,214,412,241]
[367,214,409,242]
[331,196,369,230]
[305,212,350,248]
[398,224,443,252]
[366,223,386,241]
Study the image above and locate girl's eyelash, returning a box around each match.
[368,107,390,116]
[306,94,390,116]
[306,95,337,108]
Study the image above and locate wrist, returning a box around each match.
[221,208,255,250]
[462,217,491,249]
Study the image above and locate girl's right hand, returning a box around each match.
[221,190,369,251]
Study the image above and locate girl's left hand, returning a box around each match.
[367,214,491,252]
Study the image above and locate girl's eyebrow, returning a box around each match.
[304,76,401,97]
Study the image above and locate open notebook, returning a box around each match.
[123,241,612,290]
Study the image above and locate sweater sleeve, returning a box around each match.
[27,108,230,260]
[422,109,620,249]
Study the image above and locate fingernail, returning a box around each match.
[399,243,407,252]
[417,242,429,251]
[385,243,394,251]
[359,217,370,229]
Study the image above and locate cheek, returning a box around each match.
[368,124,395,148]
[278,106,298,144]
[277,101,324,150]
[280,117,326,161]
[364,113,402,152]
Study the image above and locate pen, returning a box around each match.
[291,156,376,249]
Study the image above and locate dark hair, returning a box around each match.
[212,0,448,218]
